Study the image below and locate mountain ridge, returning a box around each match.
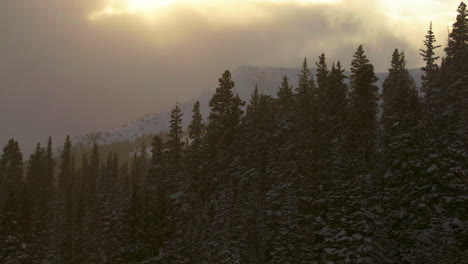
[73,65,423,146]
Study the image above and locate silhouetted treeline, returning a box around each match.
[1,2,467,263]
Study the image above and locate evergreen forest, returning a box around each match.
[1,2,467,263]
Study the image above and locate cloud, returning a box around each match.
[89,0,343,22]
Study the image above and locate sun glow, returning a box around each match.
[89,0,341,21]
[377,0,455,48]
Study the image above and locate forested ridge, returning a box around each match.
[1,2,467,263]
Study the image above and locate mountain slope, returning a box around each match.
[73,66,423,145]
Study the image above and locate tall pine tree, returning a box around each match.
[58,136,72,201]
[381,49,420,175]
[347,45,379,171]
[167,104,184,170]
[206,70,245,159]
[0,139,23,204]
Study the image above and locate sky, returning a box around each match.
[0,0,459,154]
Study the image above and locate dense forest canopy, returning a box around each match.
[0,2,467,263]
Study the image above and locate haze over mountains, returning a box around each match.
[74,65,423,146]
[1,0,451,155]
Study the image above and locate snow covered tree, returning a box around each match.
[445,2,468,62]
[132,142,149,193]
[25,142,56,263]
[347,45,379,172]
[381,49,420,176]
[0,193,30,263]
[295,57,316,116]
[246,84,260,119]
[0,139,23,203]
[314,53,331,173]
[420,22,441,99]
[315,53,330,101]
[293,57,319,175]
[80,145,100,263]
[122,149,149,262]
[277,75,294,115]
[272,75,296,160]
[317,60,349,179]
[45,137,56,199]
[206,70,245,159]
[27,144,47,206]
[187,101,205,160]
[58,136,72,201]
[95,152,124,263]
[87,143,99,205]
[59,154,76,263]
[167,104,184,170]
[148,136,164,185]
[202,70,245,209]
[187,102,205,196]
[294,57,318,145]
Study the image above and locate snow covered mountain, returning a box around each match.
[73,66,423,145]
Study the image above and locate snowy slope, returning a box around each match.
[73,66,423,145]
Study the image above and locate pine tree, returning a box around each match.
[121,143,153,262]
[295,58,316,119]
[419,24,450,181]
[26,144,46,203]
[316,53,330,100]
[72,161,87,264]
[59,154,76,263]
[201,70,247,261]
[206,70,245,158]
[315,53,331,171]
[444,2,468,160]
[274,75,295,154]
[121,186,146,262]
[246,84,260,119]
[0,139,24,202]
[347,45,379,171]
[381,49,421,185]
[87,143,99,204]
[318,59,349,178]
[24,137,55,263]
[167,104,184,170]
[244,89,276,171]
[185,101,207,246]
[187,101,205,169]
[445,2,468,62]
[148,136,164,186]
[0,193,30,263]
[188,101,205,149]
[58,136,72,201]
[136,141,149,189]
[420,22,441,95]
[148,134,173,261]
[82,144,100,263]
[443,2,468,137]
[326,61,348,139]
[411,4,468,260]
[276,75,294,116]
[426,2,468,188]
[419,22,444,155]
[293,57,319,175]
[96,152,123,263]
[45,137,55,200]
[26,143,54,263]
